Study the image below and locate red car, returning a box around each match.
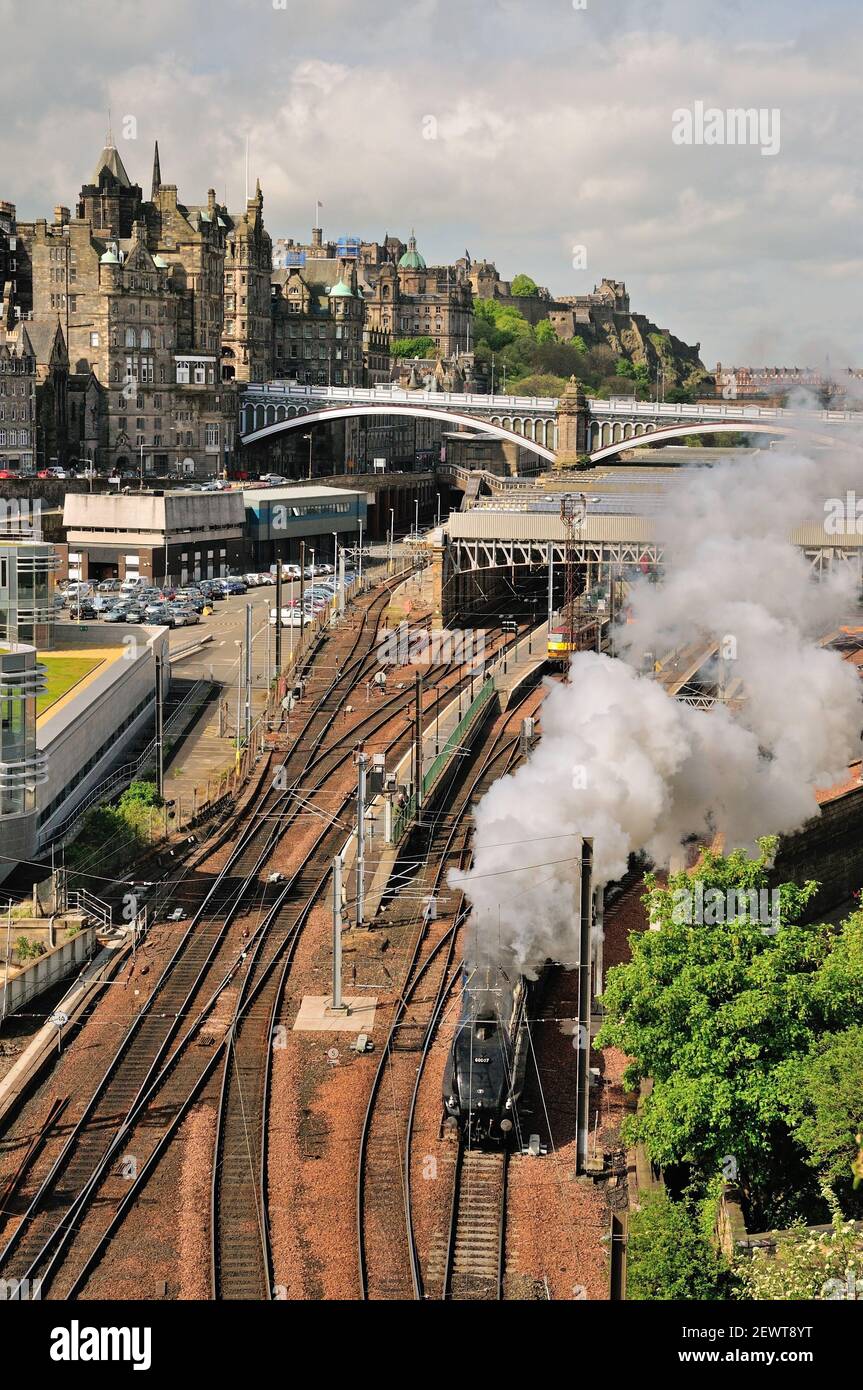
[0,469,18,479]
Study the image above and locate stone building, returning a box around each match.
[547,278,631,340]
[221,179,273,384]
[0,330,36,472]
[0,201,27,329]
[365,233,473,359]
[13,137,272,477]
[0,318,68,471]
[271,260,364,386]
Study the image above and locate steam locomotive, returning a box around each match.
[443,969,535,1145]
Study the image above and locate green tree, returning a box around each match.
[778,1026,863,1194]
[534,319,557,345]
[510,273,539,297]
[390,336,437,359]
[627,1190,731,1300]
[596,842,863,1224]
[615,357,636,378]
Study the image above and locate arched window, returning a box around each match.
[140,328,152,350]
[125,327,137,348]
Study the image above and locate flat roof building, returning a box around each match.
[61,488,245,586]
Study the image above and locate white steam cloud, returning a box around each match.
[453,446,863,978]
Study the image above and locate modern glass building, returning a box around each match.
[0,535,57,649]
[0,641,47,875]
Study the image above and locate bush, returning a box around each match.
[627,1190,732,1300]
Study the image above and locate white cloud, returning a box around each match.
[0,0,860,363]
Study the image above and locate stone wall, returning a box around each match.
[773,783,863,917]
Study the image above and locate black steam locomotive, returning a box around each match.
[443,968,535,1145]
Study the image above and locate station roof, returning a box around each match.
[241,484,359,502]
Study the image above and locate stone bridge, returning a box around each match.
[239,380,863,466]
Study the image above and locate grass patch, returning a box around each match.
[36,655,102,714]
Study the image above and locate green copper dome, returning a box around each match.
[329,279,354,297]
[398,232,426,271]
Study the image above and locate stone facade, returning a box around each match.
[0,332,36,471]
[271,260,364,386]
[0,318,68,471]
[365,234,473,359]
[13,139,255,477]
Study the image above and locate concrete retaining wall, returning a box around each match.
[2,925,96,1016]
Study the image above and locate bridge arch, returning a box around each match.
[240,403,558,464]
[589,419,858,462]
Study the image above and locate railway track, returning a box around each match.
[357,691,536,1301]
[0,582,520,1299]
[0,576,411,1298]
[442,1146,508,1300]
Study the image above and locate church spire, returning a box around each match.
[151,140,162,201]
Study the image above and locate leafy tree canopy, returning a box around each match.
[510,273,539,297]
[596,841,863,1217]
[777,1026,863,1195]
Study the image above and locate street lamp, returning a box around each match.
[414,497,419,536]
[435,492,441,527]
[388,507,394,574]
[303,431,313,480]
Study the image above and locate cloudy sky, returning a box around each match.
[1,0,861,366]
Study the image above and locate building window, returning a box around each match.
[125,328,137,348]
[90,332,100,348]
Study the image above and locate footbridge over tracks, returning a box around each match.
[240,381,863,466]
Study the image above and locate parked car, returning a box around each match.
[120,577,144,594]
[198,582,225,601]
[256,572,275,584]
[260,473,287,485]
[102,605,129,623]
[97,579,122,593]
[174,591,205,613]
[283,611,312,627]
[221,579,247,595]
[273,563,302,580]
[124,607,145,623]
[143,603,175,626]
[171,605,200,626]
